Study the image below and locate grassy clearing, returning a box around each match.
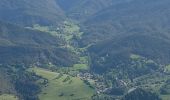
[79,56,88,63]
[130,54,141,60]
[32,24,59,36]
[29,67,94,100]
[0,94,18,100]
[73,64,89,70]
[71,56,89,71]
[165,65,170,73]
[33,24,49,32]
[161,95,170,100]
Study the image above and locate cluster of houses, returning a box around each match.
[77,72,111,94]
[77,72,130,95]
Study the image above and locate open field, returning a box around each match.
[0,94,18,100]
[72,64,89,70]
[161,95,170,100]
[29,67,95,100]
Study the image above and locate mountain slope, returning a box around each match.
[82,0,170,74]
[0,68,16,95]
[0,21,77,66]
[0,0,65,26]
[56,0,131,21]
[82,0,170,45]
[89,34,170,73]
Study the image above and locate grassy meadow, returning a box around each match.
[0,94,18,100]
[29,67,94,100]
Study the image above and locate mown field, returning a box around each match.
[0,94,18,100]
[29,67,95,100]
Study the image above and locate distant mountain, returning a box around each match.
[56,0,131,21]
[0,21,77,66]
[0,0,136,25]
[0,0,65,26]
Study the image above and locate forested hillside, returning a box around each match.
[0,0,65,26]
[0,21,77,67]
[82,0,170,45]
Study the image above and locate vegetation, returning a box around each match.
[0,94,18,100]
[31,21,90,72]
[165,65,170,73]
[1,0,170,100]
[161,95,170,100]
[122,88,161,100]
[0,0,65,26]
[0,21,77,67]
[0,69,15,95]
[29,67,95,100]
